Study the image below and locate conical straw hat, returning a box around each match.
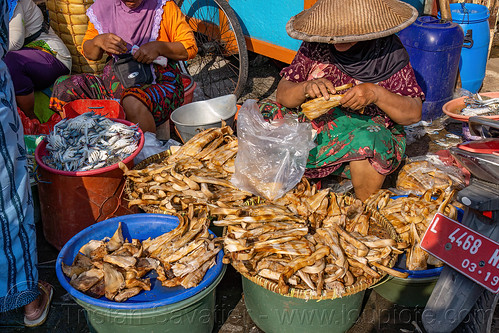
[286,0,418,44]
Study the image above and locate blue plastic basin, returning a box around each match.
[56,213,225,309]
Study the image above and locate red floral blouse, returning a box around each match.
[280,42,425,128]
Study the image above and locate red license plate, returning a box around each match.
[421,213,499,293]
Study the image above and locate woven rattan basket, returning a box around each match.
[124,150,172,214]
[46,0,106,74]
[236,196,400,300]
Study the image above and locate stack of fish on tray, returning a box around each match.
[62,206,221,302]
[42,112,141,172]
[143,206,222,289]
[213,178,408,298]
[121,124,255,213]
[365,188,458,270]
[461,95,499,117]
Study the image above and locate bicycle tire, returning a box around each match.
[175,0,249,99]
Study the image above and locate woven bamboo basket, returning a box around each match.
[46,0,107,74]
[234,196,401,300]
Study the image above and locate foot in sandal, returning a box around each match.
[24,281,53,327]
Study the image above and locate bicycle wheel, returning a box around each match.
[175,0,249,99]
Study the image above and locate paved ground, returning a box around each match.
[1,52,499,332]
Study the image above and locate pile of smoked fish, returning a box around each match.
[121,125,255,214]
[213,178,408,298]
[120,126,408,298]
[62,206,221,301]
[366,188,458,270]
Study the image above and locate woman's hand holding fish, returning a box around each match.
[302,78,336,101]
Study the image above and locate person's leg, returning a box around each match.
[15,92,36,119]
[23,49,70,90]
[4,50,36,117]
[122,95,156,133]
[0,59,41,320]
[350,159,386,202]
[50,71,109,114]
[24,296,40,314]
[119,61,184,134]
[5,49,69,118]
[24,281,53,327]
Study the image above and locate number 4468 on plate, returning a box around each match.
[421,213,499,293]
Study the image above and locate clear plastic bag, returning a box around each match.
[396,154,466,195]
[134,132,180,164]
[231,99,316,201]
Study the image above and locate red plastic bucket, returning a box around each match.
[181,73,196,106]
[62,99,126,120]
[34,119,144,250]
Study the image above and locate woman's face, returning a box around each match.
[334,42,357,52]
[122,0,144,9]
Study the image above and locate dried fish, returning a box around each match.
[124,125,252,214]
[114,287,143,302]
[107,222,124,252]
[102,263,125,300]
[103,255,137,269]
[278,246,330,293]
[221,186,401,297]
[62,253,93,278]
[367,188,457,270]
[63,210,220,302]
[70,268,104,292]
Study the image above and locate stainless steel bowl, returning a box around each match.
[170,94,237,143]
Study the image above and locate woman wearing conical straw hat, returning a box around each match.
[260,0,424,201]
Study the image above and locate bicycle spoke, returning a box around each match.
[178,0,248,99]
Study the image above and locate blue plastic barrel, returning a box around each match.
[398,17,464,121]
[449,3,490,94]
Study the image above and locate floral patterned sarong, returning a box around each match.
[260,100,406,179]
[49,60,184,126]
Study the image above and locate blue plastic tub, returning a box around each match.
[448,3,490,93]
[398,16,464,121]
[56,213,225,332]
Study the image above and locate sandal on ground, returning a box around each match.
[24,281,53,327]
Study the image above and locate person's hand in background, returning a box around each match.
[83,33,127,60]
[95,33,127,54]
